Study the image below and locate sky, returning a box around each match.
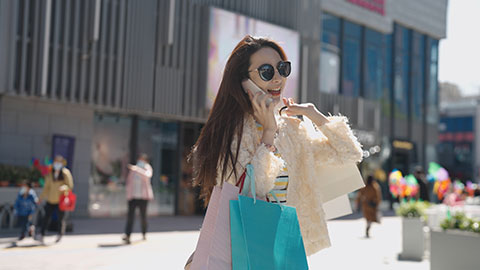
[438,0,480,96]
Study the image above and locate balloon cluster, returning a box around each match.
[388,169,419,198]
[404,174,419,198]
[388,169,403,198]
[31,157,52,187]
[453,180,465,195]
[429,162,451,201]
[466,181,477,197]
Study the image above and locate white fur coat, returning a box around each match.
[216,114,363,256]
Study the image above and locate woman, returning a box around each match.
[38,155,74,243]
[191,35,363,258]
[122,153,154,244]
[356,175,382,238]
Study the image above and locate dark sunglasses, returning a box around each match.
[249,61,291,81]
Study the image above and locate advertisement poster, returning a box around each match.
[206,7,300,109]
[52,134,76,170]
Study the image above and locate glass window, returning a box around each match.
[364,29,383,99]
[320,45,341,94]
[382,34,393,116]
[320,13,341,94]
[342,21,362,97]
[393,25,410,120]
[427,38,439,124]
[322,13,341,46]
[411,32,425,120]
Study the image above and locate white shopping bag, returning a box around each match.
[317,163,364,219]
[190,182,239,270]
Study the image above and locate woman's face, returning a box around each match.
[248,47,287,104]
[53,156,64,171]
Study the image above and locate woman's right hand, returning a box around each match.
[247,91,277,133]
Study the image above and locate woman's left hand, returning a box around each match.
[281,97,330,126]
[281,97,315,117]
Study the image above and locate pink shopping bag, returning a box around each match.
[190,182,239,270]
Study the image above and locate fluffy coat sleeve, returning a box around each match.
[216,116,283,197]
[313,115,363,164]
[275,115,363,256]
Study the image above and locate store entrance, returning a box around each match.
[178,123,205,215]
[392,151,409,175]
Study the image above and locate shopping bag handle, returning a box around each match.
[267,192,285,211]
[243,164,284,210]
[242,164,256,203]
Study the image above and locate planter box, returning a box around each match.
[430,229,480,270]
[400,217,424,261]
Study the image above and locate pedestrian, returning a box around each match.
[38,155,74,243]
[474,187,480,197]
[188,35,363,267]
[356,175,382,238]
[413,165,430,202]
[122,153,154,244]
[14,180,38,240]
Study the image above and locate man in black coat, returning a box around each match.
[414,166,430,202]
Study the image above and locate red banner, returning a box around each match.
[439,132,474,142]
[347,0,385,16]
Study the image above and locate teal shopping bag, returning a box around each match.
[230,164,308,270]
[230,200,249,270]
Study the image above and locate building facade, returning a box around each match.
[0,0,448,217]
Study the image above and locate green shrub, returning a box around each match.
[0,164,42,186]
[396,201,431,218]
[440,212,480,234]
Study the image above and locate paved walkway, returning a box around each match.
[0,214,429,270]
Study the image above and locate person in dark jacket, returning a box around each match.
[14,181,38,240]
[414,166,430,202]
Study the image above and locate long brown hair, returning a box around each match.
[191,35,287,206]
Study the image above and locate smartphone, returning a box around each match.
[241,79,273,106]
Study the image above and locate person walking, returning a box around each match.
[357,175,382,238]
[38,155,74,243]
[413,165,430,202]
[14,181,38,240]
[187,35,363,268]
[122,153,154,244]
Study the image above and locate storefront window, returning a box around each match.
[90,114,179,216]
[90,114,132,216]
[137,119,178,215]
[342,21,362,97]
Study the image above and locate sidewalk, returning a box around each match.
[0,214,429,270]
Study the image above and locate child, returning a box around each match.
[14,181,38,240]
